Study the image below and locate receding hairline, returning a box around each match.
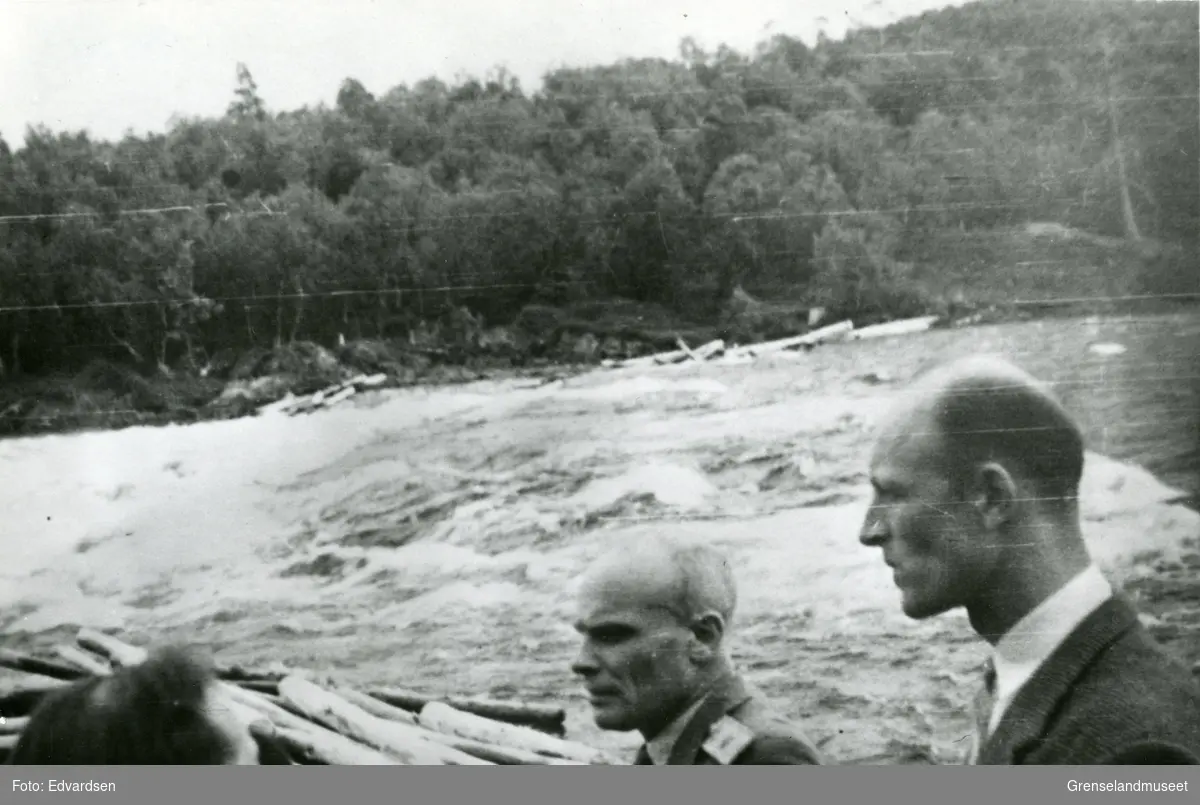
[580,537,738,626]
[909,356,1086,499]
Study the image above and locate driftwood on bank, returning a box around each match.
[601,313,942,371]
[258,373,388,417]
[845,316,939,341]
[723,319,854,358]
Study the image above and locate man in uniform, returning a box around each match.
[570,535,822,765]
[859,355,1200,764]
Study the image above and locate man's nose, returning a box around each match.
[859,507,888,547]
[571,644,599,677]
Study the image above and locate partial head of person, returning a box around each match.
[8,644,262,765]
[570,536,737,740]
[858,355,1090,640]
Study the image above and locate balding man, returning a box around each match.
[859,355,1200,765]
[571,537,822,765]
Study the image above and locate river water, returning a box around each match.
[0,310,1196,764]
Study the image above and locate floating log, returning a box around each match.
[723,319,854,359]
[368,686,566,736]
[0,649,89,682]
[845,315,939,341]
[419,701,615,765]
[54,644,114,676]
[278,676,491,765]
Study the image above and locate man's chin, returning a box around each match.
[591,709,633,732]
[901,593,950,620]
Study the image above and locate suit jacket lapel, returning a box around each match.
[666,675,754,765]
[979,594,1139,764]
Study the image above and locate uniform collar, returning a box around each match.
[646,694,710,765]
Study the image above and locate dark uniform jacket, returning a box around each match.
[632,674,822,765]
[977,595,1200,765]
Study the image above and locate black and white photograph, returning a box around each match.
[1,0,1198,771]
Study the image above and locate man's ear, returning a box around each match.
[687,612,726,663]
[972,462,1017,530]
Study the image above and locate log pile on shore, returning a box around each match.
[0,629,618,765]
[242,316,941,417]
[600,316,939,371]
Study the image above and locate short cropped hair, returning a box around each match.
[928,360,1086,508]
[657,539,738,628]
[8,645,243,765]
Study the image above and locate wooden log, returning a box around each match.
[0,679,70,719]
[278,676,492,765]
[75,630,358,752]
[638,338,726,367]
[76,628,146,667]
[0,649,88,682]
[346,373,388,389]
[419,701,616,765]
[723,319,854,359]
[0,734,15,751]
[221,665,287,683]
[674,336,699,362]
[845,315,939,341]
[232,679,279,696]
[368,687,566,736]
[336,689,578,765]
[319,386,356,410]
[0,715,28,735]
[336,689,419,726]
[692,339,726,361]
[267,724,399,766]
[54,644,114,676]
[426,732,588,766]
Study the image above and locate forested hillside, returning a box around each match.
[0,0,1195,429]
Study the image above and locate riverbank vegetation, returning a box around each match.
[1,0,1196,435]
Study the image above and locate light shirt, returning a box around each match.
[646,694,710,765]
[988,563,1113,733]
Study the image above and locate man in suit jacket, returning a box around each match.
[858,355,1200,765]
[570,536,822,765]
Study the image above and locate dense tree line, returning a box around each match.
[0,0,1195,377]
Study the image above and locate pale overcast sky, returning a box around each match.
[0,0,973,147]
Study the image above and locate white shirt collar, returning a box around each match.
[646,694,710,765]
[988,563,1112,732]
